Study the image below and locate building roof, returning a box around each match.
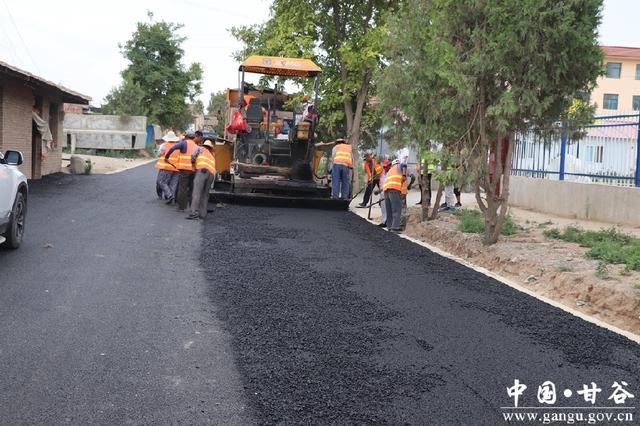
[239,56,322,77]
[601,46,640,60]
[0,60,91,104]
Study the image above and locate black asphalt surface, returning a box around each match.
[0,164,252,424]
[1,163,639,425]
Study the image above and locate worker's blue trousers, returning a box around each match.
[331,164,350,199]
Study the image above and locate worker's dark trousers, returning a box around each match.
[190,169,215,219]
[177,170,194,210]
[384,189,402,231]
[158,170,178,199]
[362,178,380,205]
[331,164,350,199]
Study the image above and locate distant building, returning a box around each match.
[0,60,90,179]
[591,46,640,115]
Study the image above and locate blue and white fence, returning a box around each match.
[511,114,640,187]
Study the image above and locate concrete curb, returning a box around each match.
[351,209,640,345]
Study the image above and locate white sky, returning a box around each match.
[0,0,637,106]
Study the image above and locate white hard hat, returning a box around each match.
[162,131,179,142]
[391,159,400,165]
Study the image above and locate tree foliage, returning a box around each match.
[231,0,397,187]
[380,0,603,244]
[102,12,203,130]
[206,90,228,135]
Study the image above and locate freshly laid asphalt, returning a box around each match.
[0,165,252,424]
[1,163,639,425]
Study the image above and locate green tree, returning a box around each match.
[190,99,205,115]
[102,12,203,130]
[380,0,603,244]
[231,0,397,188]
[207,90,227,135]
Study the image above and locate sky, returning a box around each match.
[0,0,638,107]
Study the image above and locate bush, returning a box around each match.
[456,209,485,234]
[455,209,518,236]
[545,225,640,270]
[586,242,628,264]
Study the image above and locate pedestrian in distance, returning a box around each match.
[187,139,216,220]
[165,130,203,211]
[358,150,382,208]
[383,158,405,233]
[331,138,353,200]
[155,131,180,201]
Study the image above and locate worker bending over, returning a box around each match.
[331,139,352,200]
[165,130,203,211]
[187,139,216,220]
[358,151,382,208]
[155,131,180,201]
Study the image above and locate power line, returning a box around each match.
[1,0,41,74]
[0,12,21,65]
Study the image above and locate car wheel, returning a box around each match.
[5,191,26,249]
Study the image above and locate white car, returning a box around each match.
[0,150,28,248]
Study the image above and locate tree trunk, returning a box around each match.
[482,133,514,245]
[347,74,371,193]
[420,160,430,222]
[428,184,443,221]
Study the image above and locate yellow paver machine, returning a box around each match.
[210,55,349,209]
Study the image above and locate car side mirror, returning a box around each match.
[4,150,23,166]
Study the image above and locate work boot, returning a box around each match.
[186,212,199,220]
[165,197,174,205]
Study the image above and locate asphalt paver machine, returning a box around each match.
[211,55,349,209]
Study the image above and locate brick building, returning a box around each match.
[0,60,90,179]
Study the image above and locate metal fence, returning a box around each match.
[511,114,640,187]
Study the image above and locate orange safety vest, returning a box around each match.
[401,177,409,195]
[364,159,382,182]
[176,139,198,171]
[333,143,353,167]
[194,148,216,175]
[383,165,403,192]
[155,142,179,171]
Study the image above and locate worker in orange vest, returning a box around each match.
[165,130,203,211]
[382,158,405,233]
[187,139,216,220]
[155,131,180,201]
[358,151,383,208]
[331,139,353,200]
[377,159,391,227]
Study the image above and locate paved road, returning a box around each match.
[1,164,639,425]
[0,165,252,424]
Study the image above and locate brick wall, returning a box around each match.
[0,76,33,178]
[0,75,64,178]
